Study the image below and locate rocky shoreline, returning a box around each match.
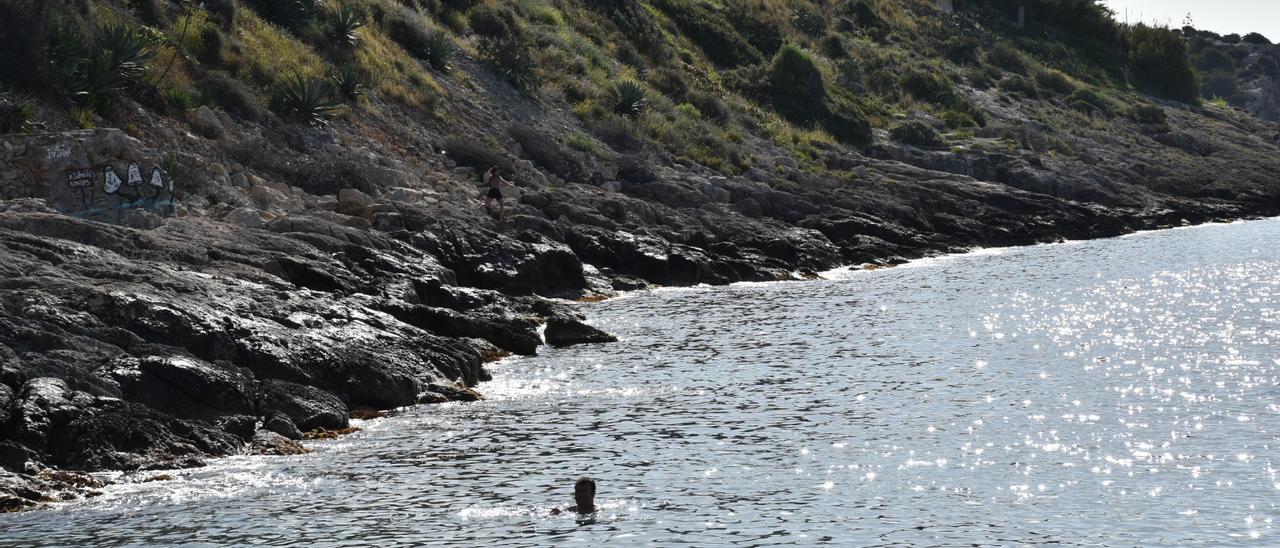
[1,170,1274,512]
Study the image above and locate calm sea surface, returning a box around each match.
[3,219,1279,546]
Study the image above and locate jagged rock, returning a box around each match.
[249,430,309,456]
[258,380,349,433]
[544,317,617,348]
[194,106,226,139]
[337,188,372,217]
[424,383,484,402]
[262,411,302,440]
[223,207,268,229]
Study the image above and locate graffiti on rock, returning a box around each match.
[64,161,174,218]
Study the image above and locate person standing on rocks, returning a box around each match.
[484,166,513,222]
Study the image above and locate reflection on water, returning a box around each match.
[4,219,1279,546]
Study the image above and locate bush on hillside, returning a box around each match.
[136,0,168,27]
[940,36,981,65]
[1067,87,1115,114]
[468,4,518,38]
[649,0,762,67]
[1243,32,1272,45]
[1221,33,1241,44]
[206,0,238,30]
[330,63,366,99]
[890,120,943,147]
[1129,104,1167,125]
[479,35,540,91]
[198,71,266,119]
[1127,24,1199,103]
[1034,69,1076,95]
[243,0,322,30]
[767,45,826,125]
[987,43,1029,74]
[328,1,365,48]
[899,69,956,104]
[1201,71,1242,103]
[1194,47,1234,72]
[792,9,827,37]
[0,95,37,134]
[727,9,783,58]
[386,12,452,72]
[997,75,1040,98]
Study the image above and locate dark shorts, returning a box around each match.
[487,187,502,200]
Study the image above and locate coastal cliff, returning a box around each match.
[2,0,1279,508]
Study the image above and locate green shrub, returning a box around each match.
[479,35,539,91]
[1221,33,1241,44]
[135,0,169,27]
[792,9,827,36]
[386,13,451,72]
[942,110,979,129]
[198,71,265,119]
[1129,104,1167,125]
[468,4,517,37]
[330,63,366,99]
[940,36,980,65]
[899,69,955,104]
[565,132,596,153]
[649,0,762,67]
[198,26,227,65]
[987,43,1029,74]
[1067,87,1115,114]
[328,1,365,48]
[997,75,1040,98]
[1243,32,1272,45]
[1034,69,1076,95]
[273,74,341,125]
[163,86,196,112]
[819,35,847,59]
[967,65,1003,89]
[675,102,702,119]
[0,95,37,134]
[206,0,237,30]
[768,45,826,124]
[243,0,321,30]
[611,80,647,117]
[890,120,943,147]
[1127,24,1199,103]
[1201,71,1241,103]
[1194,47,1234,72]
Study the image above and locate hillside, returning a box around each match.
[1,0,1279,507]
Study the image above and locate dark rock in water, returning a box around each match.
[215,415,258,442]
[46,400,242,471]
[416,391,450,405]
[0,441,38,473]
[249,430,309,456]
[109,350,256,420]
[424,383,485,402]
[263,412,302,440]
[257,379,349,432]
[544,317,618,348]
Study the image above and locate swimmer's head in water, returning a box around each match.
[574,476,596,514]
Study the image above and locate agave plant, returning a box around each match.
[329,1,364,48]
[275,74,341,126]
[64,23,156,109]
[330,63,366,99]
[611,79,647,117]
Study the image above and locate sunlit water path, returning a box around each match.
[4,219,1279,546]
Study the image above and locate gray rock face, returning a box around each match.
[194,107,226,139]
[257,380,348,433]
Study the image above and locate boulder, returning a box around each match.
[262,411,302,440]
[544,317,617,348]
[257,380,349,433]
[337,188,371,217]
[249,430,309,456]
[193,106,225,139]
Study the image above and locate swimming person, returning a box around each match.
[483,166,512,221]
[550,477,597,516]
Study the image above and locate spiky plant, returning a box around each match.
[329,1,364,48]
[0,95,36,134]
[330,63,366,99]
[275,74,341,126]
[610,79,647,117]
[69,23,156,110]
